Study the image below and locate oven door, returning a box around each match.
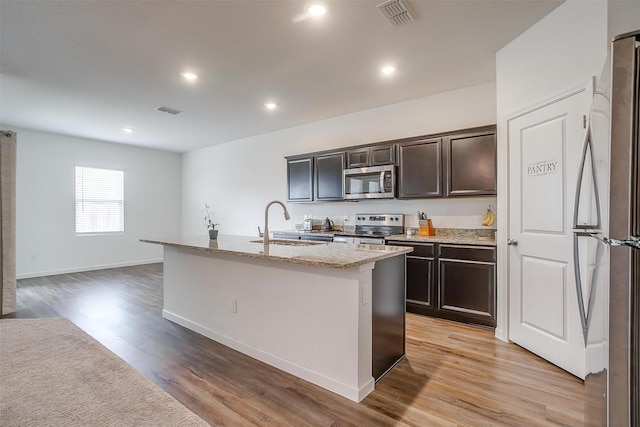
[343,165,395,199]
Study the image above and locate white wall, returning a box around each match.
[182,82,497,238]
[495,0,608,340]
[12,127,182,278]
[608,0,640,41]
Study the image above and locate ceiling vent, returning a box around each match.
[155,105,183,115]
[377,0,416,27]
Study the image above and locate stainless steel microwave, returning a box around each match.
[343,164,396,200]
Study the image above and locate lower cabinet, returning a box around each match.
[403,243,436,316]
[388,241,496,327]
[437,244,496,327]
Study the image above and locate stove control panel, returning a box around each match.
[354,214,404,227]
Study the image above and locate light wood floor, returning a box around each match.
[7,264,585,426]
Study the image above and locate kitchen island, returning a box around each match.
[141,235,412,402]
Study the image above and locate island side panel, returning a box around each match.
[161,245,375,402]
[372,254,406,380]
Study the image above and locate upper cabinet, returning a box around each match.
[315,151,345,201]
[287,156,313,202]
[346,144,395,168]
[370,144,396,166]
[285,124,496,203]
[443,126,497,196]
[346,147,369,168]
[286,151,345,203]
[398,138,442,198]
[398,125,496,199]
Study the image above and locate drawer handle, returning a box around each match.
[507,239,518,246]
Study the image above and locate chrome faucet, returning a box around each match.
[264,200,290,248]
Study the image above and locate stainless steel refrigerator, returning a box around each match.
[574,29,639,426]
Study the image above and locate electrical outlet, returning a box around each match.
[231,299,237,313]
[362,284,370,305]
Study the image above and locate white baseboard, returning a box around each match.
[494,327,508,343]
[162,309,375,402]
[16,259,163,279]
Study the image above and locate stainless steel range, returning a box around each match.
[333,213,404,245]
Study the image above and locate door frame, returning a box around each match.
[496,79,594,342]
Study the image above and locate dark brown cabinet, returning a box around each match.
[286,156,313,202]
[397,138,442,198]
[444,126,497,196]
[389,242,436,316]
[397,125,496,199]
[286,152,345,203]
[438,245,496,327]
[371,144,395,166]
[314,151,345,201]
[346,147,369,168]
[286,124,495,202]
[389,241,496,328]
[346,144,395,168]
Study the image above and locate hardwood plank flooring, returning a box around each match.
[5,264,585,426]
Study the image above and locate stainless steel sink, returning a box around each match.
[355,244,399,252]
[250,239,324,246]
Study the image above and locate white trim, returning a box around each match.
[496,79,592,344]
[504,80,590,121]
[16,259,162,279]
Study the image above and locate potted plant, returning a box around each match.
[204,204,219,240]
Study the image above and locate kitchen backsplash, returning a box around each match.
[288,197,497,233]
[291,214,496,232]
[292,211,491,230]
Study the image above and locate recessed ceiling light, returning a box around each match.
[122,127,135,133]
[381,65,396,76]
[307,4,326,17]
[265,102,277,111]
[181,72,198,81]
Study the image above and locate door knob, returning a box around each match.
[507,239,518,246]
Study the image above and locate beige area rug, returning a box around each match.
[0,318,209,426]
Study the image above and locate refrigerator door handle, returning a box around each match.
[573,232,606,346]
[573,234,589,345]
[572,118,602,230]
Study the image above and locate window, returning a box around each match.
[75,166,124,234]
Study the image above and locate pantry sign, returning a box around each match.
[527,159,559,177]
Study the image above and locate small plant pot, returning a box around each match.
[208,229,219,240]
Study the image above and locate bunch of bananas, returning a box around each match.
[482,206,496,227]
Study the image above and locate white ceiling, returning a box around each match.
[0,0,562,153]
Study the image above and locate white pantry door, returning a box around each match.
[508,87,588,379]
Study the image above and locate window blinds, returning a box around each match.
[75,166,124,234]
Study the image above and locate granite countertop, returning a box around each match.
[141,235,413,269]
[385,234,497,246]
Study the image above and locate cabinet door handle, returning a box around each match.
[507,239,518,246]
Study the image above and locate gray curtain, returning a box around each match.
[0,130,16,315]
